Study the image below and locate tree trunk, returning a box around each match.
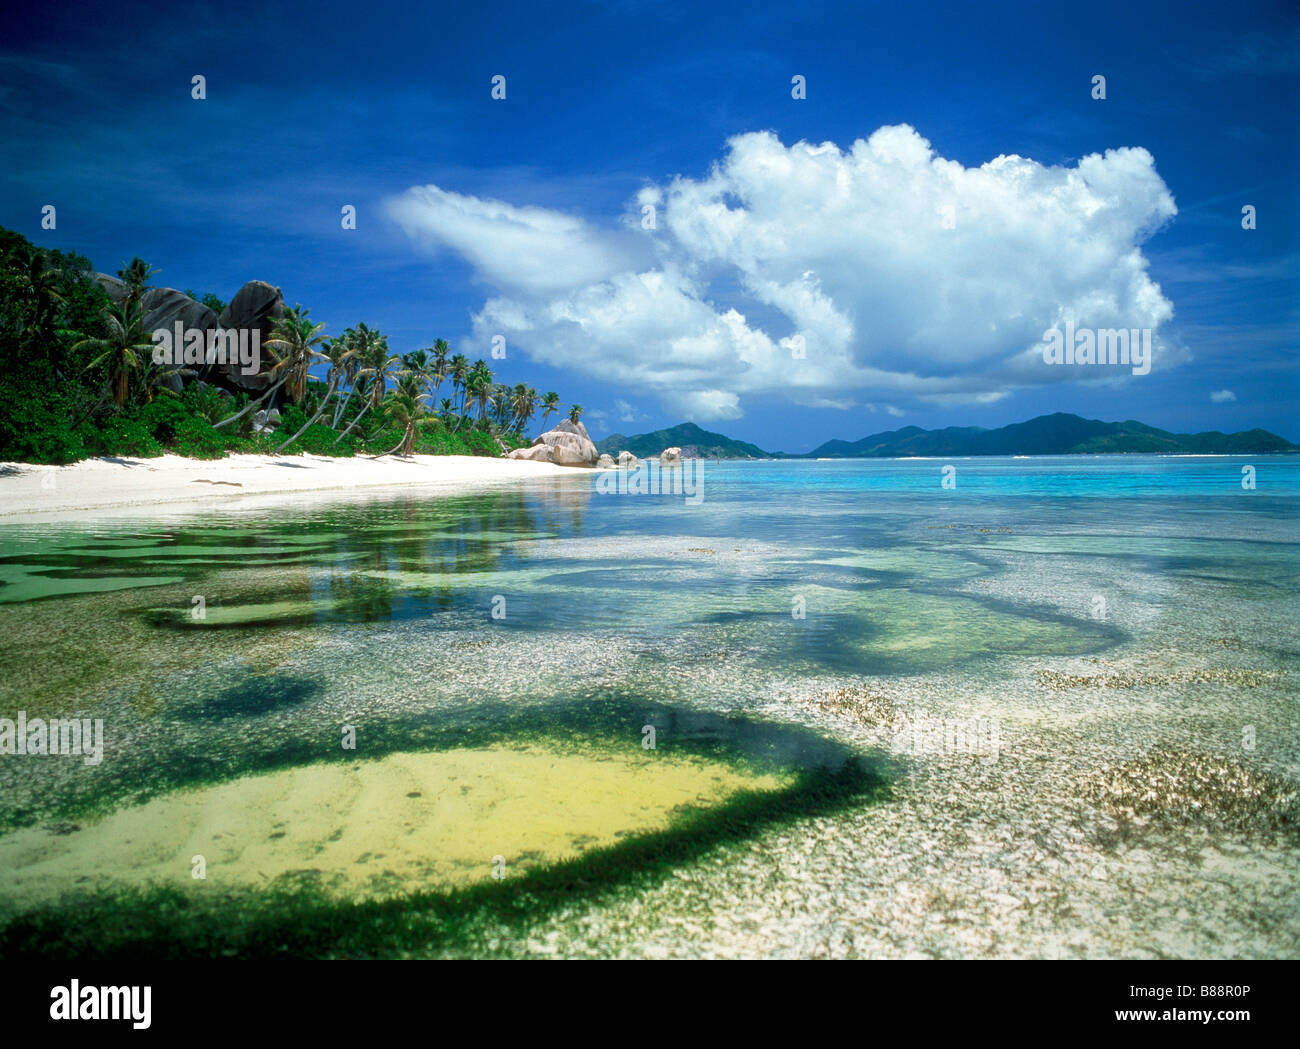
[331,383,355,428]
[213,376,286,430]
[275,376,339,454]
[334,400,371,444]
[371,426,409,458]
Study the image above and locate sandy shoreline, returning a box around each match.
[0,453,580,522]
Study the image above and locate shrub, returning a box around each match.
[183,383,234,426]
[88,414,162,458]
[412,426,501,457]
[460,429,500,457]
[277,422,357,457]
[0,379,88,464]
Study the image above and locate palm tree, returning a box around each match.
[332,373,374,443]
[116,257,157,307]
[448,353,469,420]
[489,384,510,429]
[401,349,433,394]
[540,391,561,426]
[335,331,398,444]
[12,244,64,340]
[359,328,399,409]
[73,300,155,407]
[378,374,429,456]
[568,403,583,424]
[274,370,343,453]
[328,328,362,427]
[265,304,328,405]
[275,331,354,454]
[511,384,537,434]
[466,360,493,425]
[430,338,449,406]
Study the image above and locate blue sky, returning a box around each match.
[1,0,1296,451]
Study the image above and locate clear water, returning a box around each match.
[0,455,1296,915]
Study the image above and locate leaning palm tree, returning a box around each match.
[328,328,363,427]
[213,373,291,431]
[332,373,375,443]
[274,341,351,454]
[540,391,561,425]
[510,383,536,433]
[359,329,400,409]
[73,300,154,407]
[490,384,511,429]
[376,375,429,456]
[335,332,397,445]
[264,304,327,405]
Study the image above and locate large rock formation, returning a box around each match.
[93,276,285,400]
[216,281,284,395]
[660,446,682,465]
[140,287,220,337]
[507,444,555,463]
[95,278,217,393]
[617,450,639,468]
[143,290,222,393]
[94,273,129,302]
[596,453,616,469]
[531,418,598,466]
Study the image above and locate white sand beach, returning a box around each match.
[0,454,578,522]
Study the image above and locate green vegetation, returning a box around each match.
[0,227,574,464]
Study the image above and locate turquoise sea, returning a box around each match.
[0,455,1297,957]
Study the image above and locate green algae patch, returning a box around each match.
[0,570,186,604]
[0,703,887,960]
[0,743,791,910]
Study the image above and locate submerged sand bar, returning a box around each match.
[0,453,576,522]
[0,743,791,908]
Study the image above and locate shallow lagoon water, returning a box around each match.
[0,455,1297,957]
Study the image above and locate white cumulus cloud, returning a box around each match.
[387,125,1179,421]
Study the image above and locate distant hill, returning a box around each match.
[805,413,1299,457]
[596,413,1298,460]
[595,421,773,459]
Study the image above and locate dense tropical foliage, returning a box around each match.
[0,227,569,464]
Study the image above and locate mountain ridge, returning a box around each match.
[594,413,1298,458]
